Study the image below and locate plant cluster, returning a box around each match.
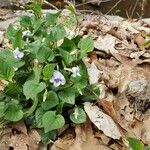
[0,1,99,143]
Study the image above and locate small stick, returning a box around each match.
[44,0,59,10]
[105,0,122,15]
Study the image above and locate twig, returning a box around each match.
[44,0,59,10]
[105,0,122,15]
[140,0,147,18]
[130,0,139,18]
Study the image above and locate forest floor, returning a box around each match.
[0,1,150,150]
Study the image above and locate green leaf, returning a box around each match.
[60,38,76,52]
[42,64,55,80]
[5,83,22,98]
[145,145,150,150]
[58,87,75,105]
[42,111,65,133]
[70,107,86,124]
[20,15,32,28]
[127,137,143,150]
[35,107,46,128]
[49,24,66,41]
[47,51,55,62]
[6,24,16,40]
[32,66,42,83]
[28,41,52,63]
[28,40,41,54]
[45,12,60,26]
[82,84,100,101]
[78,36,94,59]
[41,130,56,145]
[5,104,23,122]
[37,46,52,63]
[13,30,24,49]
[41,91,59,110]
[0,102,6,118]
[25,96,39,116]
[0,49,25,69]
[30,1,42,18]
[72,35,81,45]
[23,80,46,99]
[56,102,64,114]
[33,19,43,34]
[0,57,15,80]
[59,49,74,65]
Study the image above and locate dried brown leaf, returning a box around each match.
[51,121,112,150]
[84,102,121,139]
[133,33,145,51]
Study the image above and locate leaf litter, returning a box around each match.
[51,14,150,149]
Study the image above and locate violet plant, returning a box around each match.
[0,1,100,144]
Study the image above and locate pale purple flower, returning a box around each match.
[13,48,24,59]
[50,70,66,87]
[65,66,80,77]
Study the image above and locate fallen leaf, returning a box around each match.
[94,34,118,54]
[133,33,145,50]
[51,121,114,150]
[85,61,101,84]
[84,102,121,139]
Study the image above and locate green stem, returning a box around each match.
[25,96,38,117]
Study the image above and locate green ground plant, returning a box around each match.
[127,137,150,150]
[0,1,100,144]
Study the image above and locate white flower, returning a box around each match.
[50,70,66,87]
[65,66,80,77]
[13,48,24,59]
[22,30,31,37]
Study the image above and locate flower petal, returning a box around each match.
[61,78,66,85]
[53,81,61,87]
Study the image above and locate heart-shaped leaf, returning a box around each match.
[23,80,46,99]
[42,111,65,133]
[5,104,23,122]
[70,107,86,124]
